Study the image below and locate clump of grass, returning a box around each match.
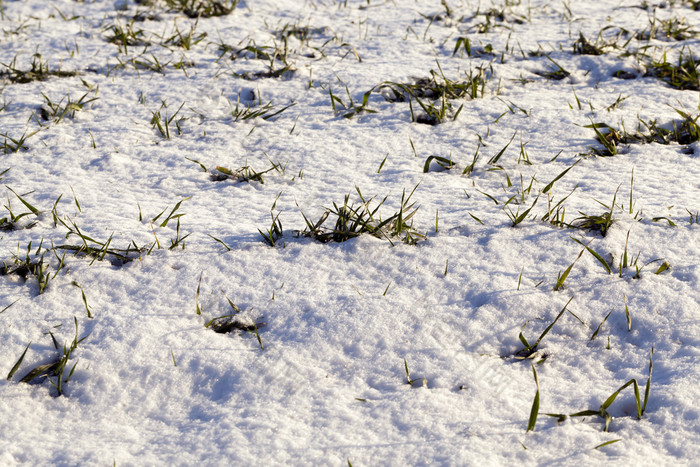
[166,0,239,18]
[204,298,264,349]
[297,186,424,245]
[258,211,284,247]
[55,217,148,265]
[1,187,42,230]
[377,61,489,124]
[39,91,98,124]
[535,54,570,81]
[163,20,207,50]
[7,317,88,396]
[326,85,376,119]
[645,49,699,90]
[587,110,700,155]
[667,109,700,144]
[452,37,497,57]
[572,188,619,237]
[150,101,185,139]
[233,63,295,81]
[504,196,539,227]
[548,348,654,431]
[572,33,612,55]
[211,157,285,183]
[104,21,150,53]
[1,241,55,294]
[0,53,79,83]
[636,16,697,41]
[227,44,273,61]
[228,98,296,122]
[2,131,39,154]
[586,121,622,156]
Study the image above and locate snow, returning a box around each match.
[1,0,699,464]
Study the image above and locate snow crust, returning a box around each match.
[1,0,699,464]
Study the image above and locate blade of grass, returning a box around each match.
[590,310,613,341]
[488,131,517,165]
[535,296,574,347]
[6,186,40,215]
[642,347,654,414]
[554,249,585,291]
[6,342,31,380]
[0,298,20,314]
[542,160,580,194]
[207,234,231,251]
[594,439,622,450]
[195,272,203,315]
[571,237,611,274]
[527,364,540,432]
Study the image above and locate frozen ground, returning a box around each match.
[1,0,699,464]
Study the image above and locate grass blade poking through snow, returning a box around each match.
[0,298,20,315]
[568,347,653,431]
[157,197,190,227]
[423,155,455,172]
[488,132,517,165]
[72,281,94,318]
[6,186,41,216]
[590,310,613,341]
[404,358,426,387]
[554,248,585,291]
[6,342,31,380]
[643,347,654,415]
[542,160,580,194]
[505,196,539,227]
[527,363,540,432]
[594,439,622,450]
[571,237,612,274]
[252,323,264,350]
[516,297,573,358]
[195,272,203,315]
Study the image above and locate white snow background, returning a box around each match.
[1,0,699,464]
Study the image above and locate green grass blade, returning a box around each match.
[488,131,517,165]
[601,379,640,420]
[594,439,622,450]
[19,361,59,384]
[6,186,41,215]
[554,249,584,291]
[7,342,31,380]
[195,272,203,315]
[535,296,573,346]
[468,212,484,225]
[207,234,231,251]
[642,347,654,414]
[571,237,611,274]
[527,364,540,432]
[542,160,580,194]
[423,155,454,173]
[0,298,20,315]
[590,310,612,341]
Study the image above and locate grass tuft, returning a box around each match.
[298,186,424,245]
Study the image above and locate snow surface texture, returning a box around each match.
[1,0,700,464]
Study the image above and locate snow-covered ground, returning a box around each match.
[1,0,699,464]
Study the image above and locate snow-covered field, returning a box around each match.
[1,0,699,464]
